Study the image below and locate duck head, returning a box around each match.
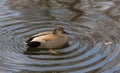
[53,27,66,35]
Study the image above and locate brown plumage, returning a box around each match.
[26,27,69,54]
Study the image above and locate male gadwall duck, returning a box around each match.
[26,27,69,54]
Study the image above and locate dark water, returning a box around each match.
[0,0,120,73]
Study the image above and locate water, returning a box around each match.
[0,0,120,73]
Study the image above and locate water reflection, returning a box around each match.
[0,0,120,73]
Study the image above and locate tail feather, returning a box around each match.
[26,37,34,43]
[27,41,41,48]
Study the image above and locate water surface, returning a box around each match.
[0,0,120,73]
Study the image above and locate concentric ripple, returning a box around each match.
[0,17,120,73]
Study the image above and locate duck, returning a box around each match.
[25,27,69,54]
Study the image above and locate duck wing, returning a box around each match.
[26,31,52,43]
[32,31,52,37]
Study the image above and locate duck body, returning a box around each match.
[26,27,68,49]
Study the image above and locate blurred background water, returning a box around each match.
[0,0,120,73]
